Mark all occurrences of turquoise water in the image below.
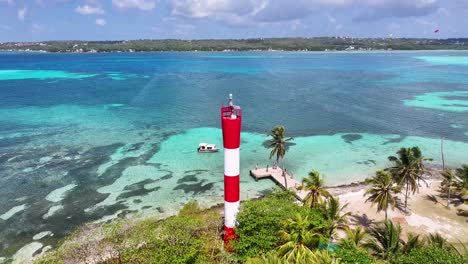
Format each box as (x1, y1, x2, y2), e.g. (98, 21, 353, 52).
(0, 51, 468, 260)
(404, 91, 468, 112)
(0, 69, 96, 80)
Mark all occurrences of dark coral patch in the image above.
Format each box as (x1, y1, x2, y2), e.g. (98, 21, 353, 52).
(357, 159, 377, 166)
(117, 186, 161, 200)
(184, 169, 209, 174)
(173, 181, 214, 195)
(341, 134, 362, 144)
(177, 175, 198, 184)
(123, 179, 157, 191)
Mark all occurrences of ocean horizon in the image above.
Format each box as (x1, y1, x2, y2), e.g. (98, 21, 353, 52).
(1, 51, 467, 260)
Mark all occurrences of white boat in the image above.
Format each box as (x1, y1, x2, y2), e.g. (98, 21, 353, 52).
(197, 143, 219, 153)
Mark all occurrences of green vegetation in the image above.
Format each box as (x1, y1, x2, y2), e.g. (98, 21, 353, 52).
(34, 140, 468, 263)
(35, 201, 231, 264)
(2, 37, 468, 52)
(398, 245, 463, 264)
(231, 188, 324, 260)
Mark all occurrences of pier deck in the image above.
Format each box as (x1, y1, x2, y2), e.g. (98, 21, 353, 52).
(250, 167, 308, 201)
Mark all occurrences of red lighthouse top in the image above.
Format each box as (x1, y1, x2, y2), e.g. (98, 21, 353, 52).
(221, 94, 242, 149)
(221, 94, 242, 119)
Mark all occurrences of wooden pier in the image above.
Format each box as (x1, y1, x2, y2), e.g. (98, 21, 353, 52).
(250, 167, 308, 201)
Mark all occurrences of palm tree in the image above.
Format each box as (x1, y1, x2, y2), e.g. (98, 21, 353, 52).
(455, 164, 468, 197)
(277, 214, 324, 263)
(441, 169, 456, 208)
(402, 233, 424, 254)
(339, 226, 367, 249)
(267, 126, 293, 188)
(387, 147, 432, 212)
(321, 196, 351, 240)
(364, 220, 403, 261)
(364, 170, 400, 221)
(298, 170, 331, 208)
(426, 233, 450, 249)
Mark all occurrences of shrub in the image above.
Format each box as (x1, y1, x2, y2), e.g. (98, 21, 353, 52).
(232, 189, 326, 260)
(333, 247, 374, 264)
(398, 245, 463, 264)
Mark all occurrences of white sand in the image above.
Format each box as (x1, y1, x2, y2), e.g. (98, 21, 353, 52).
(45, 184, 77, 202)
(338, 180, 468, 242)
(0, 204, 26, 221)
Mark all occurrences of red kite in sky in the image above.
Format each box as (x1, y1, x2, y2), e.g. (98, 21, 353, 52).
(434, 29, 439, 33)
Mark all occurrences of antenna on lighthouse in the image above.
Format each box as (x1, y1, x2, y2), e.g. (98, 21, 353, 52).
(228, 93, 234, 107)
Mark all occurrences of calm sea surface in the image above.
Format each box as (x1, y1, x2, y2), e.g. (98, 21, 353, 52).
(1, 51, 468, 260)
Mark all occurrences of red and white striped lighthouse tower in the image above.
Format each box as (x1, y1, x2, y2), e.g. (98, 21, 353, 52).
(221, 93, 242, 246)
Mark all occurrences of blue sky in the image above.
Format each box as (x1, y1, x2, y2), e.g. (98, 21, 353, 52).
(0, 0, 467, 42)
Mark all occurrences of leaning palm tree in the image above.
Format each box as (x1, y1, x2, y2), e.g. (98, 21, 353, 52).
(298, 170, 331, 208)
(267, 126, 294, 164)
(387, 147, 432, 212)
(267, 125, 293, 188)
(441, 169, 456, 208)
(454, 164, 468, 197)
(321, 196, 351, 240)
(277, 214, 324, 263)
(364, 170, 400, 221)
(364, 220, 403, 261)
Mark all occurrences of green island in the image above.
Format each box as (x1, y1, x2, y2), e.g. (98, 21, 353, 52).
(1, 37, 468, 53)
(34, 126, 468, 264)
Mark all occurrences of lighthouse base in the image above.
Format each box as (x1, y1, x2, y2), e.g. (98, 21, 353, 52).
(223, 226, 236, 249)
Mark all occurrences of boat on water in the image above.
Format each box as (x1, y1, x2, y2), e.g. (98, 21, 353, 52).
(197, 143, 219, 153)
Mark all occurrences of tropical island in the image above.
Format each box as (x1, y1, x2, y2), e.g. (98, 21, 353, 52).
(1, 37, 468, 53)
(32, 126, 468, 264)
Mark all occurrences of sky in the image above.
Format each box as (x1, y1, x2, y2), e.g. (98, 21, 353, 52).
(0, 0, 467, 42)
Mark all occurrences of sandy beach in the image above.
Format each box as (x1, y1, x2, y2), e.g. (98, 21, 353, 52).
(332, 178, 468, 244)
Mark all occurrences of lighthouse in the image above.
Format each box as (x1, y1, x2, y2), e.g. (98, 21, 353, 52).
(221, 94, 242, 246)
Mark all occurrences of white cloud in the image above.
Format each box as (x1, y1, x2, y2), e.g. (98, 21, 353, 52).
(96, 18, 106, 26)
(172, 0, 267, 18)
(170, 0, 441, 26)
(17, 7, 27, 21)
(112, 0, 157, 11)
(75, 5, 104, 15)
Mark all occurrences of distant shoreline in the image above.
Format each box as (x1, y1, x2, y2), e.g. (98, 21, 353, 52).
(2, 49, 468, 54)
(1, 37, 467, 53)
